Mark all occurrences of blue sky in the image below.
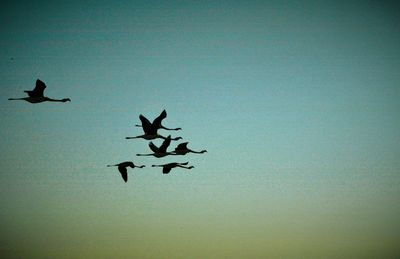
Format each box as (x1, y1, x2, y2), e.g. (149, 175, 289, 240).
(1, 1, 400, 258)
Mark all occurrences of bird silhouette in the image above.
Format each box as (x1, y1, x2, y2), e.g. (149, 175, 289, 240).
(151, 162, 194, 174)
(135, 110, 181, 131)
(107, 161, 145, 182)
(8, 79, 71, 103)
(126, 113, 182, 141)
(173, 142, 207, 155)
(136, 135, 175, 158)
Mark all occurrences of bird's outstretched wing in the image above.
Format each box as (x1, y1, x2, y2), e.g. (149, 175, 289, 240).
(159, 135, 171, 153)
(175, 142, 189, 151)
(119, 161, 133, 168)
(152, 110, 167, 127)
(148, 142, 159, 153)
(162, 166, 172, 174)
(33, 79, 46, 96)
(25, 79, 46, 97)
(139, 115, 152, 133)
(117, 165, 128, 182)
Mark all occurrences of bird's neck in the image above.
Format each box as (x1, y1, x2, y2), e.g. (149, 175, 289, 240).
(45, 97, 66, 102)
(191, 150, 207, 154)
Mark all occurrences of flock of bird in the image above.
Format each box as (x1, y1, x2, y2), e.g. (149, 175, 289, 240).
(114, 109, 206, 182)
(8, 79, 207, 183)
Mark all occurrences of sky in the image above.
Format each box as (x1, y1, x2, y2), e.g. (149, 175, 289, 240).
(0, 0, 400, 258)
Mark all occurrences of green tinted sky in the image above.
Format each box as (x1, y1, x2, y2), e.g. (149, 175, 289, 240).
(1, 1, 400, 258)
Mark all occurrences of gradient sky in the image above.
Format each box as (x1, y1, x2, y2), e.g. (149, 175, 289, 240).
(1, 1, 400, 258)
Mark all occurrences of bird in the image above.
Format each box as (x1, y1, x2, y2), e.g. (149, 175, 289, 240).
(107, 161, 145, 182)
(173, 142, 207, 155)
(151, 162, 194, 174)
(136, 135, 175, 158)
(135, 110, 181, 131)
(8, 79, 71, 103)
(126, 113, 182, 141)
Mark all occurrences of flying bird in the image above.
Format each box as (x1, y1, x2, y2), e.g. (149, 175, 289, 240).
(151, 162, 194, 174)
(8, 79, 71, 103)
(136, 135, 175, 158)
(126, 113, 182, 141)
(173, 142, 207, 155)
(107, 161, 145, 182)
(135, 110, 181, 131)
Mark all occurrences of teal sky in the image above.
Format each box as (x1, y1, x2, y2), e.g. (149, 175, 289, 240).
(1, 1, 400, 258)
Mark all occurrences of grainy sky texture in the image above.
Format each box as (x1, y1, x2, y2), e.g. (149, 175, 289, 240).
(1, 1, 400, 258)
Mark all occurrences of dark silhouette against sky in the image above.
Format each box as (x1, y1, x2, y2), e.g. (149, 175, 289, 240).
(126, 111, 182, 141)
(152, 162, 194, 174)
(173, 142, 207, 155)
(8, 79, 71, 103)
(1, 1, 400, 258)
(136, 135, 175, 158)
(107, 161, 145, 182)
(135, 109, 182, 131)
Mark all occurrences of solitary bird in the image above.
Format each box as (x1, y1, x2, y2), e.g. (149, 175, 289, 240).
(136, 135, 174, 158)
(8, 79, 71, 103)
(151, 162, 194, 174)
(126, 113, 182, 141)
(107, 161, 145, 182)
(135, 110, 181, 131)
(173, 142, 207, 155)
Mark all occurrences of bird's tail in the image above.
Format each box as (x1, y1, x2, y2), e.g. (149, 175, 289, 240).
(107, 164, 117, 167)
